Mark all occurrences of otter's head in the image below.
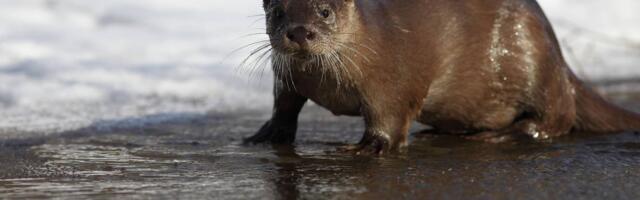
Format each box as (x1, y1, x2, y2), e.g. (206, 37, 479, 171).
(263, 0, 357, 59)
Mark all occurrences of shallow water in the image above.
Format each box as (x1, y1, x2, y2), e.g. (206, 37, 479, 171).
(1, 92, 640, 199)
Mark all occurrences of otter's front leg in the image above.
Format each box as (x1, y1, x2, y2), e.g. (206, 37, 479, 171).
(244, 83, 307, 144)
(341, 108, 413, 155)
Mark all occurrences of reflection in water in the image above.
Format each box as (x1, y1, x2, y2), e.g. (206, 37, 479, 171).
(271, 145, 302, 200)
(269, 144, 373, 200)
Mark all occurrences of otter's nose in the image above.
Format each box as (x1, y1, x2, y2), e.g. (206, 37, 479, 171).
(286, 26, 316, 46)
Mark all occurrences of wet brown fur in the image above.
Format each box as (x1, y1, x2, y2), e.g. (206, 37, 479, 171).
(245, 0, 640, 154)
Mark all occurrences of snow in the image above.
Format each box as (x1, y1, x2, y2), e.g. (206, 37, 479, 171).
(538, 0, 640, 80)
(0, 0, 638, 134)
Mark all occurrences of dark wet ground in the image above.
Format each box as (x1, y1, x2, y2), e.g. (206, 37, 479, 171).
(1, 87, 640, 199)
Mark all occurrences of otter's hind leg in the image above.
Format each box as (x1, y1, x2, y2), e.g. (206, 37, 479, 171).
(466, 110, 576, 143)
(466, 120, 539, 143)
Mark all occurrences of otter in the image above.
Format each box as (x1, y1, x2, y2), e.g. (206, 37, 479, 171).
(243, 0, 640, 154)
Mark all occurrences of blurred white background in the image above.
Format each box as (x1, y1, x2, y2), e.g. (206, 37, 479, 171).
(0, 0, 638, 134)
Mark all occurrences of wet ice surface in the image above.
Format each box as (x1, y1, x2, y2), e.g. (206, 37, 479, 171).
(0, 95, 639, 199)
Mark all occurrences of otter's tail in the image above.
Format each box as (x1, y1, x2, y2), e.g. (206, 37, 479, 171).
(570, 74, 640, 132)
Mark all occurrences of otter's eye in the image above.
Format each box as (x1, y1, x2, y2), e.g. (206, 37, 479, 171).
(320, 9, 331, 18)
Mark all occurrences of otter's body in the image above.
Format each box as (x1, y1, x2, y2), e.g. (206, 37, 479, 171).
(245, 0, 640, 154)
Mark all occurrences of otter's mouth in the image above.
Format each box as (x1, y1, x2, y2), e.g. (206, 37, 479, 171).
(270, 32, 327, 60)
(291, 51, 314, 60)
(274, 47, 318, 60)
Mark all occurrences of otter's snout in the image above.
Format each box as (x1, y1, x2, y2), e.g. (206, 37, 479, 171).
(285, 26, 317, 48)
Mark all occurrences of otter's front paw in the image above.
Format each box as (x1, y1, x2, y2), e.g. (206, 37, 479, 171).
(338, 133, 400, 156)
(244, 120, 296, 144)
